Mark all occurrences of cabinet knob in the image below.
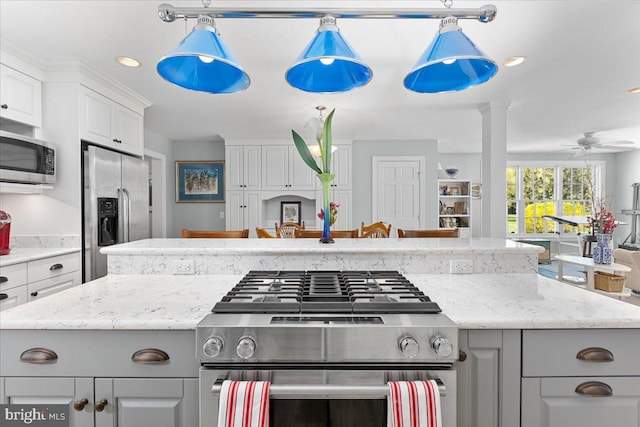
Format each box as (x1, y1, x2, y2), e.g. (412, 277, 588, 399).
(1, 104, 7, 109)
(458, 350, 467, 362)
(73, 398, 89, 411)
(94, 399, 108, 412)
(30, 291, 38, 297)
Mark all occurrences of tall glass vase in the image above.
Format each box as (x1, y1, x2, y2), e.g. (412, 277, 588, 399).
(593, 233, 613, 265)
(317, 173, 335, 244)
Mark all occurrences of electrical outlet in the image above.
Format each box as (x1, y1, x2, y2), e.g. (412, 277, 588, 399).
(172, 260, 195, 275)
(450, 259, 473, 274)
(220, 211, 225, 219)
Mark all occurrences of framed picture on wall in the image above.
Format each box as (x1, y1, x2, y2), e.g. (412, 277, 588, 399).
(175, 161, 225, 203)
(280, 201, 301, 225)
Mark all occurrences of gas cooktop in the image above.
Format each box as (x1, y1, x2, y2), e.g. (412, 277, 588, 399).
(211, 270, 441, 314)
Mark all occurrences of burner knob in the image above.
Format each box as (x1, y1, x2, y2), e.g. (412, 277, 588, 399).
(236, 337, 256, 359)
(203, 336, 224, 358)
(399, 336, 420, 359)
(431, 336, 454, 358)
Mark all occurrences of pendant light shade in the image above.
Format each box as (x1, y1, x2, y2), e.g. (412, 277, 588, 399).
(404, 17, 497, 93)
(286, 16, 372, 93)
(157, 15, 250, 94)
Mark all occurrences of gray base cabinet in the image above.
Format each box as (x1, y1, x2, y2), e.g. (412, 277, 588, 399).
(521, 329, 640, 427)
(0, 330, 198, 427)
(456, 329, 521, 427)
(522, 377, 640, 427)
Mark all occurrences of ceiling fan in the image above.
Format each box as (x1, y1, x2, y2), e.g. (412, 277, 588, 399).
(563, 132, 636, 155)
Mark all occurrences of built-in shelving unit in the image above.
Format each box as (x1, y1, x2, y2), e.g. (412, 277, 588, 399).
(438, 179, 471, 237)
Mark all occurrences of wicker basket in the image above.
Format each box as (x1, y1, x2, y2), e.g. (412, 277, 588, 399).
(589, 271, 626, 292)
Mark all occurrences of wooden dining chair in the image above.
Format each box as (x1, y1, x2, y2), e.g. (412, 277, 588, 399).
(397, 228, 459, 238)
(275, 221, 305, 238)
(181, 229, 249, 238)
(295, 229, 359, 238)
(255, 227, 275, 238)
(360, 222, 391, 238)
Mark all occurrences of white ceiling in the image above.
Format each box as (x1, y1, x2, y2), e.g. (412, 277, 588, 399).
(1, 0, 639, 153)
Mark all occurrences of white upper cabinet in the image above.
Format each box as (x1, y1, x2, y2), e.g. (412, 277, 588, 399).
(331, 144, 352, 189)
(262, 146, 315, 191)
(80, 87, 143, 156)
(226, 145, 261, 190)
(0, 63, 42, 128)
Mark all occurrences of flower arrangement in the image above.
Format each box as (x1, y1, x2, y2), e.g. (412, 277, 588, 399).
(317, 202, 339, 226)
(587, 199, 618, 235)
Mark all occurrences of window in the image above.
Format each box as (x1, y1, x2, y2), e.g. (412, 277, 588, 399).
(506, 161, 602, 236)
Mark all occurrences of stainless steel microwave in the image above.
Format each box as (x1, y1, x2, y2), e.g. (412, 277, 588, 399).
(0, 130, 56, 184)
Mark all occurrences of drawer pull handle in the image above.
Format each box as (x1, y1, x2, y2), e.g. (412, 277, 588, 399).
(94, 399, 108, 412)
(458, 350, 467, 362)
(49, 263, 64, 271)
(132, 348, 170, 364)
(1, 104, 7, 109)
(73, 398, 89, 411)
(575, 381, 613, 397)
(576, 347, 614, 362)
(30, 291, 38, 297)
(0, 293, 7, 300)
(20, 347, 58, 364)
(0, 276, 8, 283)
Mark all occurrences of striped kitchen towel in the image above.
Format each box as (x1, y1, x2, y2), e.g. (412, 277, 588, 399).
(387, 380, 442, 427)
(218, 380, 270, 427)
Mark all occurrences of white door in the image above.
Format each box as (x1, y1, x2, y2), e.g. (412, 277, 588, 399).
(372, 157, 425, 234)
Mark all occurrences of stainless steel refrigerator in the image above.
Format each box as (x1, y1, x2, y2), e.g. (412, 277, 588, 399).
(82, 144, 149, 282)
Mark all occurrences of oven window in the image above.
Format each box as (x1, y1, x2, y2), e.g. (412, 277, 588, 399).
(271, 400, 386, 427)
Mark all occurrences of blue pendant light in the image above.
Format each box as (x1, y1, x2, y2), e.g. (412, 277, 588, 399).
(404, 17, 497, 93)
(157, 15, 250, 94)
(286, 16, 372, 93)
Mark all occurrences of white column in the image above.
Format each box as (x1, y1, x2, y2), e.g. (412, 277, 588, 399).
(480, 103, 509, 238)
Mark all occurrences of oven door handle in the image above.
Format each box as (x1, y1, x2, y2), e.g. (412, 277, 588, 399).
(211, 376, 446, 398)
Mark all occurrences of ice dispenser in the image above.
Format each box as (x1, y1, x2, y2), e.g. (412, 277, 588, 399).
(97, 198, 118, 246)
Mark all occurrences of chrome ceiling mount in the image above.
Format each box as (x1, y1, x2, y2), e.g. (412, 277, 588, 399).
(157, 3, 497, 23)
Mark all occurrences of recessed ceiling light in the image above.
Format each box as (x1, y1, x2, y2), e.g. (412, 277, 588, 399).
(629, 86, 640, 94)
(116, 56, 141, 67)
(502, 56, 526, 67)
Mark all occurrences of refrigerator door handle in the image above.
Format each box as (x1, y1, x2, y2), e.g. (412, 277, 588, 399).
(122, 188, 132, 242)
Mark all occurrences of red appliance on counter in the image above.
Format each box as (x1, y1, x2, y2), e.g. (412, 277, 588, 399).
(0, 209, 11, 255)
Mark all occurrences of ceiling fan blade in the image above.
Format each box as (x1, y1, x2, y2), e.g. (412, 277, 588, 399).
(597, 140, 635, 146)
(594, 145, 637, 151)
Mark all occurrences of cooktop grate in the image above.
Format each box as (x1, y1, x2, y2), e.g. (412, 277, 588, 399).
(212, 270, 441, 314)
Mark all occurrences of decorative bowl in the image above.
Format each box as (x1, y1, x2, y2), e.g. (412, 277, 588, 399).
(445, 167, 459, 178)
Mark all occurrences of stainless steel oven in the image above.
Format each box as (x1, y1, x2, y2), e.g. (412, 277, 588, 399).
(196, 271, 458, 427)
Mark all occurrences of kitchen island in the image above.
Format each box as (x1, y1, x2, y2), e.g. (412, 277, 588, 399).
(3, 235, 640, 427)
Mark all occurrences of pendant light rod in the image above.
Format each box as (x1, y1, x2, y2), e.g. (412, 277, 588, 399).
(158, 4, 497, 23)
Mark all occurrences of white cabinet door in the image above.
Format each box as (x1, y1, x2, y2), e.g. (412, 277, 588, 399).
(0, 64, 42, 127)
(226, 146, 244, 190)
(113, 103, 144, 156)
(28, 271, 81, 302)
(243, 146, 261, 190)
(81, 88, 113, 147)
(332, 145, 352, 189)
(244, 191, 262, 237)
(332, 190, 352, 230)
(288, 146, 316, 190)
(262, 146, 289, 190)
(226, 190, 244, 230)
(80, 87, 143, 156)
(0, 285, 28, 311)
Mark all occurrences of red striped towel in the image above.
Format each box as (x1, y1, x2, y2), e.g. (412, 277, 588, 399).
(217, 380, 270, 427)
(388, 380, 442, 427)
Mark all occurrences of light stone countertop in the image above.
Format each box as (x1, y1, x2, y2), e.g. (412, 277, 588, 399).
(0, 247, 81, 267)
(101, 237, 543, 255)
(1, 273, 639, 330)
